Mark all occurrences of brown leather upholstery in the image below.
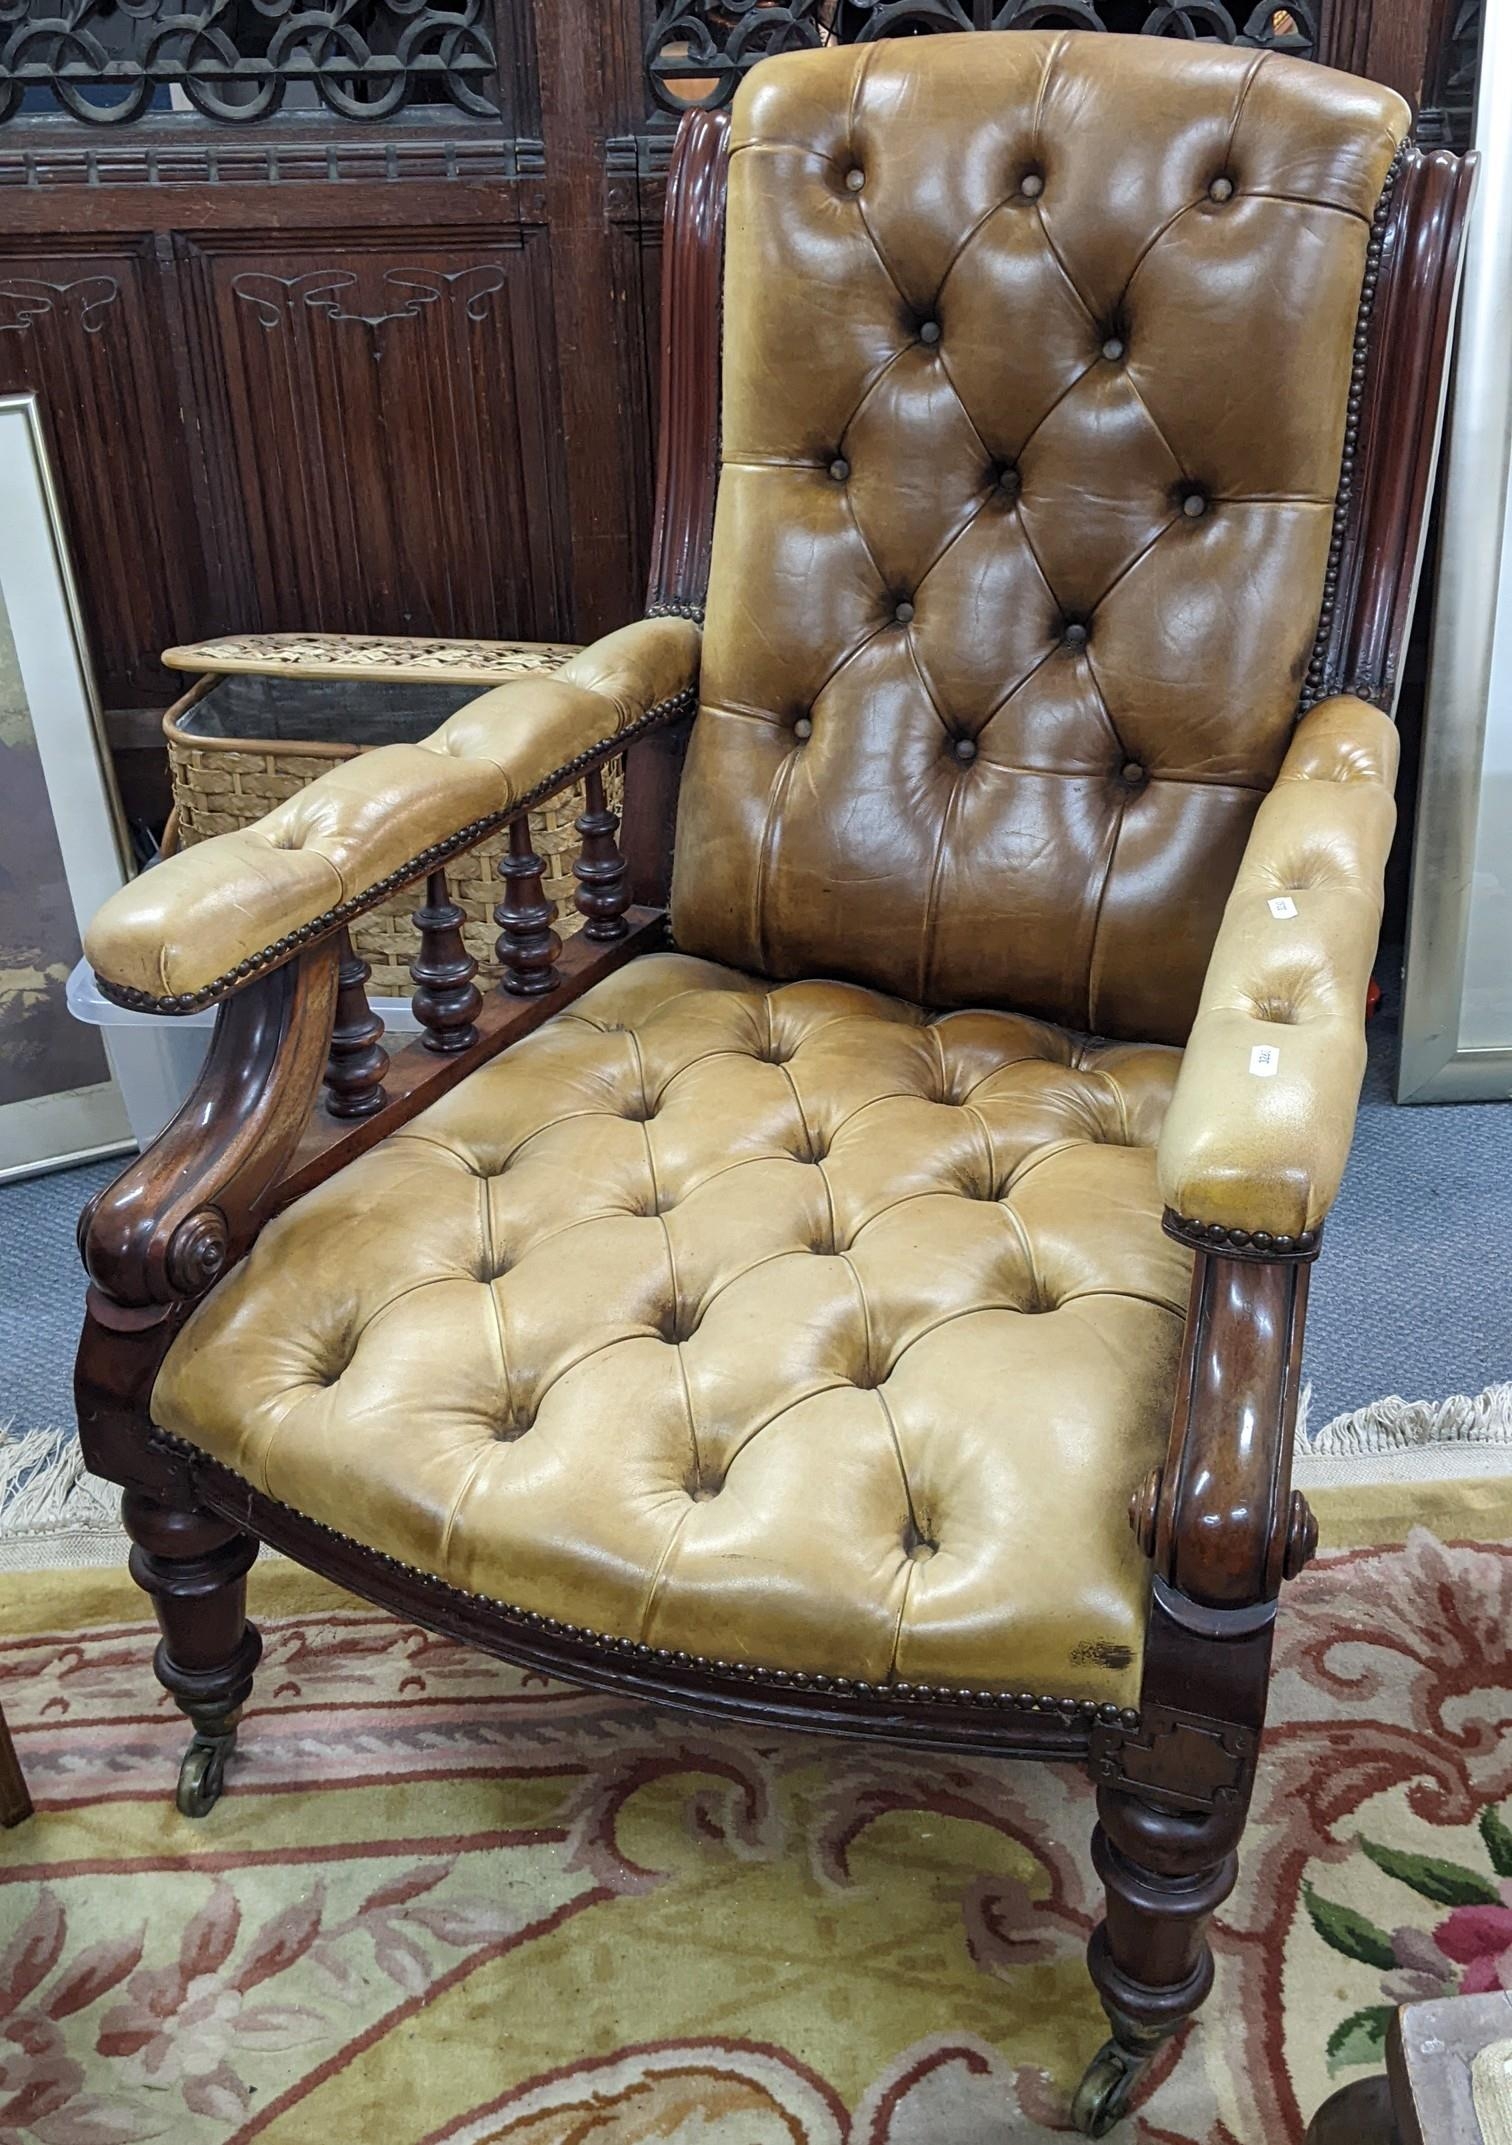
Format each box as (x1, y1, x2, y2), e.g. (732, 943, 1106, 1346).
(83, 617, 701, 1005)
(154, 953, 1190, 1705)
(670, 35, 1408, 1044)
(1158, 693, 1398, 1236)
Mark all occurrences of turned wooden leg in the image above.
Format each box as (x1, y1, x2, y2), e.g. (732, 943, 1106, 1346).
(0, 1703, 32, 1827)
(1073, 1785, 1245, 2136)
(123, 1491, 262, 1819)
(1305, 2076, 1401, 2145)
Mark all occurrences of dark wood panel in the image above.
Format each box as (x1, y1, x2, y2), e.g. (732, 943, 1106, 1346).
(0, 242, 205, 703)
(1323, 0, 1481, 129)
(181, 229, 571, 643)
(528, 0, 659, 635)
(0, 164, 546, 239)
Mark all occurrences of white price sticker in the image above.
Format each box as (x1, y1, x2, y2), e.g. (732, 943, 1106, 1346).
(1267, 896, 1298, 919)
(1249, 1044, 1281, 1078)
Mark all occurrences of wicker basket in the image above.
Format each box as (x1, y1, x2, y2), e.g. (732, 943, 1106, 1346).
(159, 632, 612, 997)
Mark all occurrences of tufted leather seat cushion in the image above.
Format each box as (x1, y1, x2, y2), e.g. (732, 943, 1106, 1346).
(671, 34, 1409, 1044)
(153, 953, 1191, 1707)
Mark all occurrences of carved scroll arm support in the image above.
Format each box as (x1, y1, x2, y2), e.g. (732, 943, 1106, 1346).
(1130, 1251, 1314, 1617)
(1093, 1249, 1310, 1823)
(80, 944, 340, 1313)
(75, 941, 341, 1499)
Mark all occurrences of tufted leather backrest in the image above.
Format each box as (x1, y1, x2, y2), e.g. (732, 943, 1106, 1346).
(670, 34, 1409, 1044)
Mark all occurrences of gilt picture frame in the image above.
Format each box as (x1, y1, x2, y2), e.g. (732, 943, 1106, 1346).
(0, 392, 134, 1181)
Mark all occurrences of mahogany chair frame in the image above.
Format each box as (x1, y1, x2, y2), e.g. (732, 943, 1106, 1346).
(74, 109, 1474, 2136)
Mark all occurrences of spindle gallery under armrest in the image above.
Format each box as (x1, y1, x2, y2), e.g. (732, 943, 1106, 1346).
(85, 617, 701, 1013)
(289, 905, 668, 1211)
(286, 770, 661, 1203)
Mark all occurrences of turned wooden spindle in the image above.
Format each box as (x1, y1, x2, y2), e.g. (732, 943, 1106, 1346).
(323, 928, 388, 1117)
(495, 814, 562, 997)
(410, 868, 482, 1053)
(572, 767, 631, 942)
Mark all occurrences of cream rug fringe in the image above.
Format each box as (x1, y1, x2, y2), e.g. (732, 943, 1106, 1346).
(1294, 1381, 1512, 1489)
(0, 1423, 126, 1572)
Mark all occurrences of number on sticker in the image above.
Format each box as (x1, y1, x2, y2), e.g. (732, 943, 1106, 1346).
(1268, 896, 1298, 919)
(1249, 1044, 1280, 1077)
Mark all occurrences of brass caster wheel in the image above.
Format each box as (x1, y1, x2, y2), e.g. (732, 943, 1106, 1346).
(175, 1728, 235, 1819)
(1071, 2039, 1150, 2138)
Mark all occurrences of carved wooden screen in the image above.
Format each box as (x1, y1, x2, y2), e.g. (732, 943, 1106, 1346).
(0, 4, 506, 124)
(643, 1, 1318, 116)
(0, 0, 1477, 834)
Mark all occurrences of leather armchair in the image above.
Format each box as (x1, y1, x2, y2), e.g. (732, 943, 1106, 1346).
(75, 35, 1473, 2137)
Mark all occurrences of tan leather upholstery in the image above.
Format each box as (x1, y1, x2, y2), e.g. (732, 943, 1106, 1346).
(1158, 694, 1398, 1238)
(670, 35, 1408, 1044)
(154, 953, 1190, 1705)
(84, 617, 700, 1004)
(127, 43, 1413, 1718)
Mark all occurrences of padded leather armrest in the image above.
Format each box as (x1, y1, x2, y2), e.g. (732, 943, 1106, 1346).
(1156, 695, 1399, 1243)
(85, 616, 701, 1010)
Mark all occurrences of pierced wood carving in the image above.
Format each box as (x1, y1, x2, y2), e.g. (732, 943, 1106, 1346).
(643, 1, 1317, 113)
(0, 2, 502, 127)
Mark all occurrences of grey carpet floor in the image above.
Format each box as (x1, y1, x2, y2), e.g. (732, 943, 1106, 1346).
(3, 969, 1508, 1470)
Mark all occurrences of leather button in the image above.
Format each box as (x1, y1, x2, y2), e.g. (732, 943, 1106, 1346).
(1019, 172, 1044, 199)
(793, 716, 812, 741)
(1121, 760, 1146, 786)
(1101, 336, 1125, 362)
(918, 319, 941, 345)
(953, 737, 977, 764)
(1182, 489, 1206, 518)
(1209, 175, 1234, 202)
(995, 462, 1020, 496)
(828, 456, 849, 481)
(1063, 621, 1089, 647)
(844, 167, 865, 192)
(893, 600, 915, 625)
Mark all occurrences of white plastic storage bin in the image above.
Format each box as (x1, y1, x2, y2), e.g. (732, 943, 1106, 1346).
(67, 960, 421, 1151)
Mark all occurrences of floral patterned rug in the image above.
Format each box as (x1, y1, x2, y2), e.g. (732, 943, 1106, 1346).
(1, 1472, 1509, 2145)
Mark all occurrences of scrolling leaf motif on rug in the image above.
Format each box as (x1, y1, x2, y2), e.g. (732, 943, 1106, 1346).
(1, 1526, 1510, 2144)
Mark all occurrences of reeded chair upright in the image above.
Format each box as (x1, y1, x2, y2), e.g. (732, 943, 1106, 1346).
(76, 35, 1473, 2134)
